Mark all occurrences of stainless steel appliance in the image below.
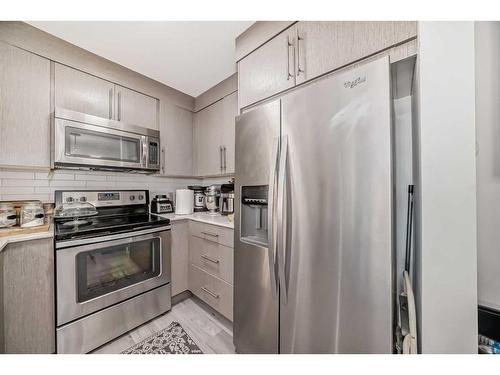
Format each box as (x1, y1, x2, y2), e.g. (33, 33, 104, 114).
(151, 194, 174, 214)
(219, 184, 234, 215)
(205, 185, 220, 214)
(188, 186, 207, 212)
(54, 190, 171, 354)
(234, 57, 393, 354)
(53, 108, 160, 172)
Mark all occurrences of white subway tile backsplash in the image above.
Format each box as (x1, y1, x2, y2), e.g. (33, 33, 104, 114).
(1, 186, 35, 195)
(0, 171, 35, 179)
(48, 180, 86, 187)
(75, 174, 107, 181)
(0, 168, 201, 203)
(2, 179, 49, 187)
(86, 181, 116, 187)
(37, 171, 76, 181)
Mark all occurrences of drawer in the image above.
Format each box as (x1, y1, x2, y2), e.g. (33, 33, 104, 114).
(189, 221, 234, 248)
(189, 236, 233, 285)
(189, 264, 233, 321)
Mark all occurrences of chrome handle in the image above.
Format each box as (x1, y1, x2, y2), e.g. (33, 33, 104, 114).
(117, 92, 121, 121)
(141, 137, 148, 167)
(223, 146, 227, 171)
(201, 286, 219, 299)
(277, 135, 288, 304)
(201, 254, 220, 264)
(201, 231, 219, 238)
(161, 146, 165, 174)
(297, 33, 304, 76)
(286, 36, 293, 80)
(219, 146, 223, 172)
(267, 136, 280, 299)
(108, 89, 113, 119)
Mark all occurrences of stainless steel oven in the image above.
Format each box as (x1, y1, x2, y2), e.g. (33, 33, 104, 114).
(56, 227, 170, 326)
(53, 108, 160, 172)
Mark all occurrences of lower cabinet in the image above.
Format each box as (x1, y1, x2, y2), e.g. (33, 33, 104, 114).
(187, 221, 234, 321)
(171, 220, 190, 296)
(0, 238, 55, 354)
(189, 264, 233, 321)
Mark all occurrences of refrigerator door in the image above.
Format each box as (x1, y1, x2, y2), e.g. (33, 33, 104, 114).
(234, 100, 281, 353)
(279, 56, 393, 353)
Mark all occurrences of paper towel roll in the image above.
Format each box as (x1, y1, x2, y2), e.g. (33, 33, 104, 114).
(175, 189, 194, 215)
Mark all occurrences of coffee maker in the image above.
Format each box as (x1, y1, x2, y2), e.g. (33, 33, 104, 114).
(219, 183, 234, 215)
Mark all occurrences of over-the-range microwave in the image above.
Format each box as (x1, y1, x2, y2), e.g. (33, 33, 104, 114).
(53, 108, 160, 173)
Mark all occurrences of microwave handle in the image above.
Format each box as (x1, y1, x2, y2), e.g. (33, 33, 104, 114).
(142, 137, 148, 168)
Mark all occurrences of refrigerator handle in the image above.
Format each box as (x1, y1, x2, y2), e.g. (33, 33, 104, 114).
(277, 135, 289, 304)
(267, 136, 280, 299)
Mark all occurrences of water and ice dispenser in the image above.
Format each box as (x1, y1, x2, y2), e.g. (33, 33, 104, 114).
(240, 185, 269, 247)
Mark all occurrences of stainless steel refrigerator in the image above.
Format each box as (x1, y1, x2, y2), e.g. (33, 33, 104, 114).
(234, 56, 393, 354)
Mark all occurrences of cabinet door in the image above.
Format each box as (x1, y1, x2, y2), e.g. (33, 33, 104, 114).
(0, 42, 51, 168)
(295, 21, 417, 84)
(55, 63, 114, 119)
(221, 92, 238, 174)
(116, 85, 159, 129)
(171, 221, 189, 296)
(194, 100, 224, 176)
(238, 27, 296, 109)
(1, 238, 55, 353)
(160, 102, 193, 176)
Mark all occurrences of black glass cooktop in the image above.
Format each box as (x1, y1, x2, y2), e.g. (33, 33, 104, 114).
(55, 214, 170, 242)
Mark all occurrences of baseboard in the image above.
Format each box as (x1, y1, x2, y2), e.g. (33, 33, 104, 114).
(172, 290, 193, 306)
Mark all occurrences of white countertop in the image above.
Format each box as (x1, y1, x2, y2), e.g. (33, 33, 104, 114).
(156, 212, 234, 229)
(0, 224, 54, 253)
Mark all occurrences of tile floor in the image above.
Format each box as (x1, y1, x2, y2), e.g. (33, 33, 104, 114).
(92, 297, 235, 354)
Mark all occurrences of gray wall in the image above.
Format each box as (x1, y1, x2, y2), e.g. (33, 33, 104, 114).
(476, 21, 500, 311)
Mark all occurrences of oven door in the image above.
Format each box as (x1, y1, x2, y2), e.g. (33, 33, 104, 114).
(54, 117, 146, 170)
(56, 228, 171, 326)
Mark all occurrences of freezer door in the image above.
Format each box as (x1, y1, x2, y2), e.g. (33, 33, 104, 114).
(279, 57, 393, 353)
(234, 100, 281, 353)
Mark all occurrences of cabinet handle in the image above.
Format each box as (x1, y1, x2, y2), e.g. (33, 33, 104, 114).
(223, 146, 227, 172)
(219, 146, 223, 172)
(201, 231, 219, 238)
(108, 89, 113, 119)
(161, 146, 165, 174)
(117, 92, 121, 121)
(201, 286, 220, 299)
(286, 35, 293, 81)
(201, 254, 220, 264)
(297, 33, 305, 77)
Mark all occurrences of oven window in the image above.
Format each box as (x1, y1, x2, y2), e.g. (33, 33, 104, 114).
(76, 238, 161, 302)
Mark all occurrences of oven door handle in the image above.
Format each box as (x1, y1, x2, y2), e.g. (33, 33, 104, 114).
(55, 226, 171, 249)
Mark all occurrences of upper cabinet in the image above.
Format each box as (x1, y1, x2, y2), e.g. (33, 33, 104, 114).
(55, 63, 159, 130)
(193, 91, 238, 177)
(160, 102, 193, 176)
(0, 42, 51, 168)
(194, 100, 224, 176)
(115, 85, 159, 130)
(238, 28, 296, 109)
(221, 92, 238, 174)
(294, 21, 417, 85)
(55, 63, 114, 119)
(238, 21, 417, 108)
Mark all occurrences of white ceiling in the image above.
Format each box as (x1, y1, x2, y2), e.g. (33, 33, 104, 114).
(28, 21, 253, 97)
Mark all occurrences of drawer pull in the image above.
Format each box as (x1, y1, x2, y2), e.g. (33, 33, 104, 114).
(201, 286, 219, 299)
(201, 254, 220, 264)
(201, 231, 219, 238)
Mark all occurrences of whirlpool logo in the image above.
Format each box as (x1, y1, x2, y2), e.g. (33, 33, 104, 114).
(344, 76, 366, 89)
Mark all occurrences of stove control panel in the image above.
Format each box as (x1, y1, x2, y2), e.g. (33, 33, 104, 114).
(57, 190, 148, 207)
